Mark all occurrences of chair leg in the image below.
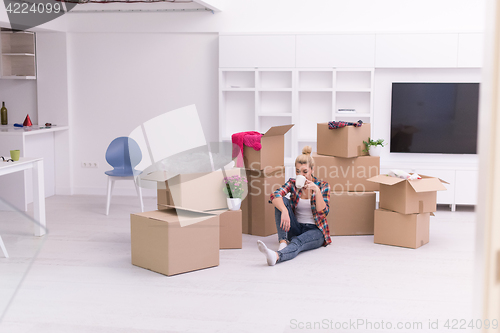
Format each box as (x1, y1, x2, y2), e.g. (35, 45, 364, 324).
(134, 176, 144, 212)
(0, 235, 9, 258)
(106, 176, 115, 215)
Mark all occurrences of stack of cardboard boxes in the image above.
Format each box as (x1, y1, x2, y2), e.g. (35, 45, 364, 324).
(368, 174, 447, 249)
(314, 122, 380, 236)
(130, 167, 244, 276)
(241, 125, 294, 237)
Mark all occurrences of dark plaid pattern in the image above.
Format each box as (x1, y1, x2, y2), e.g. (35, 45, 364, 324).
(269, 176, 331, 246)
(328, 120, 363, 129)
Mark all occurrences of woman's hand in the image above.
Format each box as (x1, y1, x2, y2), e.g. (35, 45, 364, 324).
(303, 179, 320, 193)
(280, 210, 291, 232)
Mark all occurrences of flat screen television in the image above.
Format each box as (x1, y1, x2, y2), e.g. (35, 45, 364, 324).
(390, 82, 479, 154)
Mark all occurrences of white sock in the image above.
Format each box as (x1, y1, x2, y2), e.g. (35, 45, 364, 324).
(257, 240, 277, 266)
(278, 241, 288, 251)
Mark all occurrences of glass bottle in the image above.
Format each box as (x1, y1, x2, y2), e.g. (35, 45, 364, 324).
(0, 102, 7, 125)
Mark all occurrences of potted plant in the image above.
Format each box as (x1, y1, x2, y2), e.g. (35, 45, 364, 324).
(223, 175, 247, 211)
(363, 138, 386, 157)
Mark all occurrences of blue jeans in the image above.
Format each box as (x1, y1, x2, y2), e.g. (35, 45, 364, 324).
(275, 197, 325, 263)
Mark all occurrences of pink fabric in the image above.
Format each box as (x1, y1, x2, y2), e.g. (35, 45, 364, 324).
(232, 131, 263, 167)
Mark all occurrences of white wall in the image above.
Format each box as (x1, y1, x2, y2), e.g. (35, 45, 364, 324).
(0, 80, 37, 125)
(64, 0, 486, 34)
(373, 68, 481, 166)
(67, 32, 218, 195)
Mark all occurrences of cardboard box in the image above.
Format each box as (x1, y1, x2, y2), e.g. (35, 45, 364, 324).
(245, 166, 286, 236)
(329, 192, 376, 236)
(211, 209, 243, 249)
(145, 168, 244, 212)
(243, 125, 294, 170)
(241, 195, 250, 234)
(374, 209, 431, 249)
(313, 153, 380, 192)
(131, 208, 219, 276)
(317, 122, 371, 158)
(368, 174, 447, 214)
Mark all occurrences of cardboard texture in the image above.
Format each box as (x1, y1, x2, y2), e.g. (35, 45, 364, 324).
(368, 174, 447, 214)
(212, 209, 243, 249)
(317, 123, 371, 158)
(329, 192, 376, 236)
(374, 209, 430, 249)
(243, 125, 294, 170)
(241, 195, 250, 234)
(130, 208, 220, 276)
(146, 168, 243, 212)
(245, 166, 286, 236)
(313, 153, 380, 192)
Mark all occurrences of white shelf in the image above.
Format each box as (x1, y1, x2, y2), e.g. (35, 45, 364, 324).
(0, 75, 36, 80)
(336, 88, 371, 92)
(298, 136, 316, 142)
(257, 113, 293, 117)
(220, 66, 374, 161)
(258, 88, 293, 92)
(298, 88, 333, 92)
(334, 113, 371, 117)
(0, 30, 36, 78)
(222, 88, 255, 92)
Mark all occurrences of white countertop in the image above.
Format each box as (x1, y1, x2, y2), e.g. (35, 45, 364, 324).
(0, 125, 69, 136)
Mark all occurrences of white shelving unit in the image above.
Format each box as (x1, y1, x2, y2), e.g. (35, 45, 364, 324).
(220, 67, 374, 170)
(0, 30, 36, 79)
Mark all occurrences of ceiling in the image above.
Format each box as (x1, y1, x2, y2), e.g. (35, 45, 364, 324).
(64, 0, 221, 13)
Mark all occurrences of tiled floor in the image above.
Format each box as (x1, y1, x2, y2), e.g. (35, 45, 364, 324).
(0, 196, 477, 333)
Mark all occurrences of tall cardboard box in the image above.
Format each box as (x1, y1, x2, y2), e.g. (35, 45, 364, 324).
(243, 125, 294, 170)
(144, 168, 244, 212)
(211, 209, 243, 249)
(313, 153, 380, 192)
(368, 174, 447, 214)
(131, 208, 219, 276)
(329, 192, 376, 236)
(245, 166, 286, 236)
(374, 209, 431, 249)
(317, 123, 370, 158)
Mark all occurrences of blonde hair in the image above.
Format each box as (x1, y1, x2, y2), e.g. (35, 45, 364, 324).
(295, 146, 314, 169)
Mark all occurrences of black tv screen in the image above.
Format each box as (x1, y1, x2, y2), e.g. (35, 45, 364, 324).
(390, 83, 479, 154)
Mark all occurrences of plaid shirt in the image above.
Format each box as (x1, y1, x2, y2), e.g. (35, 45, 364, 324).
(269, 176, 331, 246)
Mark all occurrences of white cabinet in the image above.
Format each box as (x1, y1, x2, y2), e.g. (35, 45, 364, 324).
(455, 170, 478, 205)
(458, 33, 483, 68)
(220, 67, 374, 165)
(219, 35, 296, 68)
(296, 34, 376, 68)
(0, 30, 36, 79)
(375, 34, 459, 68)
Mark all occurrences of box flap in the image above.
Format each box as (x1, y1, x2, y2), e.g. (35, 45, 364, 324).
(408, 176, 448, 192)
(367, 174, 406, 186)
(141, 170, 171, 182)
(262, 124, 294, 137)
(157, 204, 219, 215)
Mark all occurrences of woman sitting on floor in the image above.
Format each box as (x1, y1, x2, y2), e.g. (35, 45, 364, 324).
(257, 146, 331, 266)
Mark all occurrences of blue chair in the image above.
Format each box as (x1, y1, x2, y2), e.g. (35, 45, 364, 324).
(105, 137, 144, 215)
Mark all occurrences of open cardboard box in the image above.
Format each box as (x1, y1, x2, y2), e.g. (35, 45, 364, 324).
(313, 153, 380, 192)
(244, 166, 285, 236)
(243, 124, 294, 170)
(317, 123, 371, 158)
(144, 168, 244, 212)
(329, 192, 376, 236)
(374, 209, 433, 249)
(368, 174, 448, 214)
(131, 207, 219, 276)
